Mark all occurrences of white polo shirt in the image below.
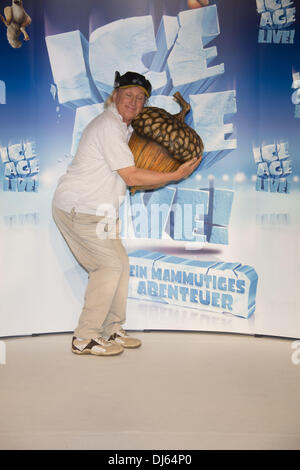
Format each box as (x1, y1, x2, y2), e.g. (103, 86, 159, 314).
(52, 103, 134, 216)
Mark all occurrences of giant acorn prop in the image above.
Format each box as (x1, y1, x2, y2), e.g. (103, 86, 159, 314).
(128, 91, 204, 194)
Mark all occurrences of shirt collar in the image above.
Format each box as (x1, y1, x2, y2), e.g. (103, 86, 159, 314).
(108, 102, 133, 133)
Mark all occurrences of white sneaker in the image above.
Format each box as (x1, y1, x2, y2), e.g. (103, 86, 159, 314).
(72, 336, 124, 356)
(109, 329, 142, 349)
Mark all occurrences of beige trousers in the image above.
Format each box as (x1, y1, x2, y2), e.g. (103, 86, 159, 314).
(52, 205, 129, 340)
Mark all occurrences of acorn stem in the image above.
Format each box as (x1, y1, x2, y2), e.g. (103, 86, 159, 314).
(173, 92, 191, 122)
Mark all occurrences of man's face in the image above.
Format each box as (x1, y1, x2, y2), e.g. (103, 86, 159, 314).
(112, 87, 146, 125)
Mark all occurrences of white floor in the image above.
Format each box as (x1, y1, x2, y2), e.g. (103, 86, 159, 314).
(0, 331, 299, 450)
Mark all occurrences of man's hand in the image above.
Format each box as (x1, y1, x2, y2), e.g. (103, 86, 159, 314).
(173, 157, 202, 181)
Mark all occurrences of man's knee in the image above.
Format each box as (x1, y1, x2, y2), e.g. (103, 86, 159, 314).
(93, 255, 128, 273)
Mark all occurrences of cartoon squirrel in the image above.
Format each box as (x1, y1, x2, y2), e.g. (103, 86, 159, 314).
(0, 0, 31, 48)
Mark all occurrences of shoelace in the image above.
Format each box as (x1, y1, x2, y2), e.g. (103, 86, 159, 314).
(96, 337, 113, 346)
(109, 330, 126, 341)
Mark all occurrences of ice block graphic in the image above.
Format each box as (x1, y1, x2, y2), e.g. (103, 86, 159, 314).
(46, 30, 100, 109)
(188, 90, 237, 169)
(4, 143, 24, 162)
(1, 141, 39, 193)
(0, 80, 5, 104)
(150, 16, 179, 72)
(253, 142, 289, 164)
(253, 142, 292, 193)
(148, 95, 181, 114)
(167, 6, 224, 96)
(190, 90, 237, 150)
(89, 16, 167, 98)
(121, 185, 233, 245)
(23, 141, 37, 160)
(292, 71, 300, 117)
(168, 187, 209, 242)
(129, 186, 177, 239)
(256, 0, 296, 29)
(128, 250, 258, 318)
(168, 186, 234, 244)
(292, 71, 300, 90)
(205, 187, 234, 244)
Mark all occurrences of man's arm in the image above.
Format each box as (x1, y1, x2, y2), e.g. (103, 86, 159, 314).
(118, 157, 201, 187)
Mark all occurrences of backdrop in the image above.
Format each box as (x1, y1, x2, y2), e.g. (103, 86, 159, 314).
(0, 0, 299, 338)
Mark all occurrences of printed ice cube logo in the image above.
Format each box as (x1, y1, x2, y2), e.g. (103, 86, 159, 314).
(253, 142, 292, 193)
(0, 141, 39, 192)
(257, 0, 296, 44)
(128, 250, 258, 318)
(291, 71, 300, 118)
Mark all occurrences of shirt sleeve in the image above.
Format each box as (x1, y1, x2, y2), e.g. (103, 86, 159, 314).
(98, 111, 135, 172)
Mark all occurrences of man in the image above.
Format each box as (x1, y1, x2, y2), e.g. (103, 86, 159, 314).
(52, 71, 200, 356)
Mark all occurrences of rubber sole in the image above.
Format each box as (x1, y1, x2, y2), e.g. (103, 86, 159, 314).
(71, 347, 124, 356)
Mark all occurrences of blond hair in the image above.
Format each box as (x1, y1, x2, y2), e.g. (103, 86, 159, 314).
(104, 94, 114, 109)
